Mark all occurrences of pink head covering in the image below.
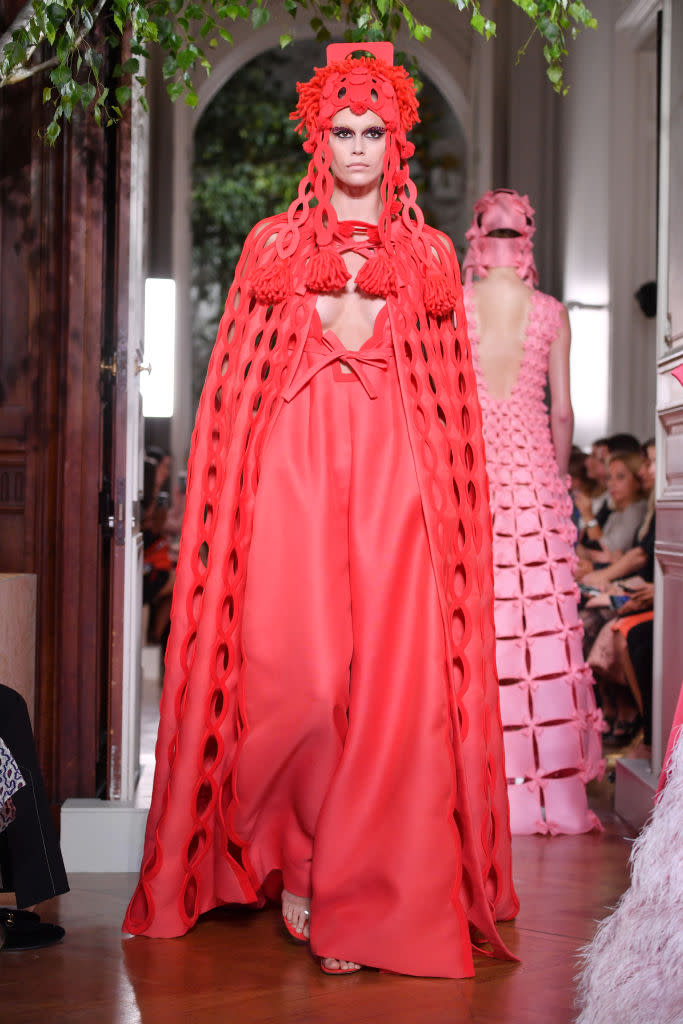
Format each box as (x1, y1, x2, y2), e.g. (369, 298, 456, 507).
(462, 188, 538, 286)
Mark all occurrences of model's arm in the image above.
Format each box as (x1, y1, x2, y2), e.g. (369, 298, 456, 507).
(548, 305, 574, 477)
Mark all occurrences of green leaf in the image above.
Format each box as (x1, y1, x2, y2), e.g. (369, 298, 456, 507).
(115, 84, 132, 104)
(46, 120, 61, 145)
(251, 6, 269, 27)
(80, 81, 96, 108)
(279, 32, 293, 47)
(121, 57, 140, 74)
(43, 86, 53, 103)
(176, 48, 196, 71)
(167, 79, 185, 101)
(163, 55, 178, 78)
(50, 63, 72, 86)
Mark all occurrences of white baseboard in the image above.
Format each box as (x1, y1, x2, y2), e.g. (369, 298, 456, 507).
(60, 799, 148, 873)
(614, 758, 657, 832)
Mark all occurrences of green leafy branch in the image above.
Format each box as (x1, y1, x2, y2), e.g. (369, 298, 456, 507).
(511, 0, 597, 93)
(0, 0, 596, 143)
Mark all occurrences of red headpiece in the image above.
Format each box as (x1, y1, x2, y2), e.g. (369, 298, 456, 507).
(462, 188, 538, 286)
(250, 44, 457, 316)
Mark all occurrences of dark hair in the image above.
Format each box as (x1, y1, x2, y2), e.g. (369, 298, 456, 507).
(606, 433, 642, 455)
(634, 280, 656, 319)
(146, 445, 169, 464)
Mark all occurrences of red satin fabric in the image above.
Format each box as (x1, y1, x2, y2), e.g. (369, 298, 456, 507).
(233, 309, 476, 974)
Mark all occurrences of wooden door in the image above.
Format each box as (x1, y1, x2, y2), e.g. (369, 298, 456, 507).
(652, 0, 683, 771)
(104, 88, 147, 802)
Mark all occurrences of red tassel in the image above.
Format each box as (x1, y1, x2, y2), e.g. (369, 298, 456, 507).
(305, 249, 350, 293)
(250, 260, 292, 303)
(355, 252, 398, 298)
(423, 271, 458, 318)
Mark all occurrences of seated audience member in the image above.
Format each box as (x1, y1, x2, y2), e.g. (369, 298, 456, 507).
(578, 439, 655, 660)
(577, 433, 642, 545)
(588, 582, 653, 746)
(576, 450, 647, 571)
(581, 436, 610, 520)
(569, 446, 596, 537)
(142, 452, 176, 652)
(0, 686, 68, 950)
(581, 438, 656, 591)
(623, 617, 654, 759)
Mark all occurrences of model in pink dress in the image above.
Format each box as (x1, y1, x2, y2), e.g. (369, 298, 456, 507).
(463, 189, 604, 835)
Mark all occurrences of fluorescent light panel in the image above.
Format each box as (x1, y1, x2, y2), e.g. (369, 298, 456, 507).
(141, 278, 176, 418)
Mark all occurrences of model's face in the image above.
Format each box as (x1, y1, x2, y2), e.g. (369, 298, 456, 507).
(328, 108, 387, 190)
(639, 444, 656, 492)
(607, 459, 640, 508)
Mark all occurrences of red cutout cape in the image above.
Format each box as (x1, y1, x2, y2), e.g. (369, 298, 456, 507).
(124, 214, 519, 977)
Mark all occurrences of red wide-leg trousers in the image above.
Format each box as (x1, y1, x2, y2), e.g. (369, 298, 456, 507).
(233, 320, 474, 976)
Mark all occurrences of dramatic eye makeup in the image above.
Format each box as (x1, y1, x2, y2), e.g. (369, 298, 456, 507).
(330, 125, 386, 139)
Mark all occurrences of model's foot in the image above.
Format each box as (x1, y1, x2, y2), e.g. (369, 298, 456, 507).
(281, 889, 310, 941)
(320, 957, 361, 974)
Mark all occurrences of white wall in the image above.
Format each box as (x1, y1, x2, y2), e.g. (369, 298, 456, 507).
(559, 0, 658, 448)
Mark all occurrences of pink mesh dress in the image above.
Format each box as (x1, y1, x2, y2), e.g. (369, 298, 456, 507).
(463, 190, 604, 836)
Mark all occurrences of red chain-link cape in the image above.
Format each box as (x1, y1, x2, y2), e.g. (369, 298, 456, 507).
(124, 213, 519, 974)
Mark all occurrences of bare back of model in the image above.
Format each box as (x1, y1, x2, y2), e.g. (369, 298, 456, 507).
(469, 266, 532, 401)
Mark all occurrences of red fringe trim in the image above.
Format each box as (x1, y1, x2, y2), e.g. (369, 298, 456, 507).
(305, 249, 350, 293)
(250, 260, 293, 304)
(355, 252, 398, 298)
(423, 271, 458, 318)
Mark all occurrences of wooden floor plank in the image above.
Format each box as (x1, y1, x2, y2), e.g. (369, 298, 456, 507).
(2, 796, 636, 1024)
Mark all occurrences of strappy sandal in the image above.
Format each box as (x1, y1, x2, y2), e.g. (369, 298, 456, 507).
(281, 891, 310, 944)
(282, 912, 309, 945)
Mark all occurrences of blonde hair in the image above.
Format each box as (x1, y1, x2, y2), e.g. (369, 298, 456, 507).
(608, 450, 645, 500)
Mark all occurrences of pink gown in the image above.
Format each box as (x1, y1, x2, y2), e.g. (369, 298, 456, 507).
(465, 286, 604, 834)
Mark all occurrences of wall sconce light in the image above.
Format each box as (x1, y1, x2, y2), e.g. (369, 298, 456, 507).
(141, 278, 176, 418)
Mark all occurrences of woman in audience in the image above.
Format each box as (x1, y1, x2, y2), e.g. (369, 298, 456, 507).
(0, 686, 68, 950)
(576, 450, 648, 572)
(581, 438, 656, 742)
(588, 582, 653, 745)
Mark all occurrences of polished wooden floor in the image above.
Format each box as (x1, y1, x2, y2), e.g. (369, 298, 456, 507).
(2, 781, 635, 1024)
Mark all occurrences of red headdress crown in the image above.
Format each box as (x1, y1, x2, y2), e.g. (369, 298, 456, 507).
(250, 43, 457, 316)
(462, 188, 538, 286)
(291, 42, 419, 146)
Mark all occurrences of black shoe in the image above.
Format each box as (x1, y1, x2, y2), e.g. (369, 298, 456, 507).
(0, 907, 40, 924)
(0, 910, 65, 951)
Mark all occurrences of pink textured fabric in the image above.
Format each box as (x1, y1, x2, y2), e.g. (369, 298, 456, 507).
(465, 286, 605, 835)
(462, 189, 538, 287)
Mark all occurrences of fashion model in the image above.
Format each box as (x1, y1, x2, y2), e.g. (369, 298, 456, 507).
(463, 189, 604, 835)
(125, 45, 518, 977)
